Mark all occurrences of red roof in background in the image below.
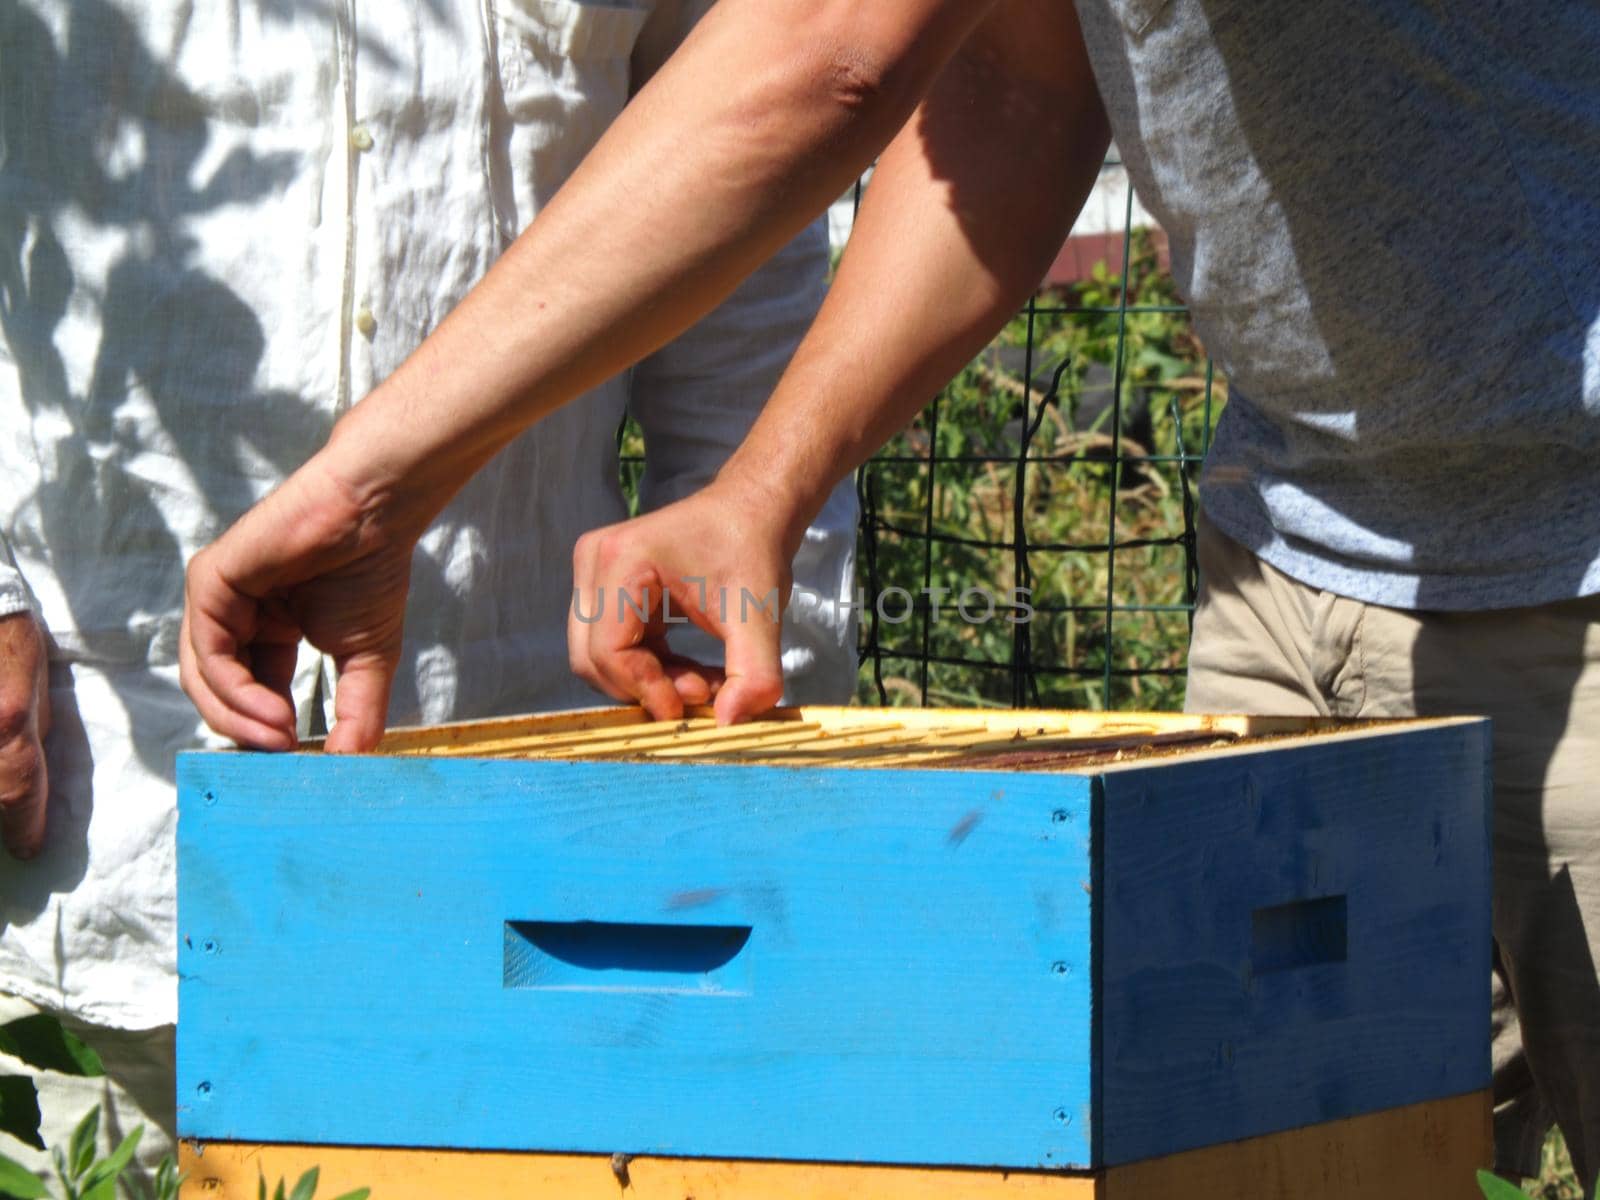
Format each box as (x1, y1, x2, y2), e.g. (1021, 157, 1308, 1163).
(1045, 228, 1170, 287)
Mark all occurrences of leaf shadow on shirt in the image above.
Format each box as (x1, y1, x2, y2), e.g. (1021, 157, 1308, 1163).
(256, 0, 456, 47)
(0, 0, 331, 912)
(1091, 0, 1600, 1179)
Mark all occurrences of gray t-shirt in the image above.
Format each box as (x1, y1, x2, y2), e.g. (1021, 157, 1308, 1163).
(1075, 0, 1600, 610)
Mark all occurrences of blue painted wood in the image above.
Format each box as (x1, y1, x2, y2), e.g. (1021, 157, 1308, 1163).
(178, 719, 1491, 1169)
(177, 755, 1096, 1168)
(1096, 721, 1493, 1165)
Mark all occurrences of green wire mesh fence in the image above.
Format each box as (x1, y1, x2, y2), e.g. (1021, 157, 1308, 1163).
(622, 156, 1225, 712)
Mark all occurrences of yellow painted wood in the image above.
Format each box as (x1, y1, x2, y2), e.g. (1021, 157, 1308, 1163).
(1101, 1088, 1490, 1199)
(179, 1091, 1488, 1200)
(178, 1142, 1100, 1198)
(368, 704, 1429, 754)
(371, 704, 651, 753)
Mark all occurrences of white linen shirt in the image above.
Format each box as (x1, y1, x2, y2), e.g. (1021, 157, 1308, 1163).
(0, 0, 856, 1029)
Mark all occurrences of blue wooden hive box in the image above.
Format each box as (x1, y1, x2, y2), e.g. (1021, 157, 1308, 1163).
(176, 705, 1491, 1174)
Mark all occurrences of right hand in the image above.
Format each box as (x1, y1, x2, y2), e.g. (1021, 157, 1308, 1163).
(180, 453, 424, 753)
(0, 611, 52, 859)
(569, 476, 798, 724)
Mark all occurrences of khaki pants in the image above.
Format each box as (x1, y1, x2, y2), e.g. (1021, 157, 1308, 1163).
(0, 995, 174, 1188)
(1186, 514, 1600, 1191)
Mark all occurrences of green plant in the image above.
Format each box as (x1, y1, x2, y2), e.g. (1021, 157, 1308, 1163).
(0, 1015, 104, 1152)
(0, 1013, 177, 1200)
(850, 228, 1224, 711)
(0, 1011, 371, 1200)
(0, 1011, 186, 1200)
(256, 1166, 369, 1200)
(0, 1104, 174, 1200)
(1528, 1126, 1588, 1200)
(1476, 1125, 1592, 1200)
(1480, 1169, 1536, 1199)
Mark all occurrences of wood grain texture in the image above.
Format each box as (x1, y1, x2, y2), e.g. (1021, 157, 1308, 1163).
(1101, 1088, 1490, 1199)
(177, 755, 1097, 1167)
(360, 705, 1402, 766)
(177, 1091, 1488, 1199)
(1097, 721, 1493, 1164)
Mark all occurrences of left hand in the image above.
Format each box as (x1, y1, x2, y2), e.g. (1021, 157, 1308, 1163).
(0, 610, 52, 859)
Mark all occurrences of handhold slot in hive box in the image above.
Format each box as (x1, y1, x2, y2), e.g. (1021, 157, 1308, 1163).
(503, 920, 753, 994)
(1250, 895, 1347, 974)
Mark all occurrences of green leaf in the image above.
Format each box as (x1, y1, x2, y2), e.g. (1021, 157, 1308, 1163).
(1475, 1169, 1534, 1200)
(153, 1156, 185, 1200)
(0, 1150, 45, 1200)
(0, 1017, 104, 1079)
(258, 1169, 268, 1200)
(329, 1190, 371, 1200)
(0, 1078, 42, 1151)
(273, 1176, 287, 1200)
(79, 1124, 141, 1191)
(67, 1106, 98, 1180)
(287, 1167, 319, 1200)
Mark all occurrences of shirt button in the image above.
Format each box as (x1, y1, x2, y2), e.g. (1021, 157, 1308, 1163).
(355, 305, 377, 339)
(350, 123, 374, 152)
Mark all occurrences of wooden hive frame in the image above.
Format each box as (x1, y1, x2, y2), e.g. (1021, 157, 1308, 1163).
(365, 703, 1386, 768)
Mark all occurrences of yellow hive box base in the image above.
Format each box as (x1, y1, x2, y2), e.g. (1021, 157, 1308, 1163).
(180, 1091, 1489, 1199)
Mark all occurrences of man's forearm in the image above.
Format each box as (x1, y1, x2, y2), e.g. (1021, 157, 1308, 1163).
(714, 0, 1112, 553)
(186, 0, 1102, 743)
(324, 0, 996, 525)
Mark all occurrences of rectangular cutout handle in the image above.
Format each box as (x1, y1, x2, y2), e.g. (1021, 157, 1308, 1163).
(1251, 895, 1347, 974)
(504, 920, 752, 995)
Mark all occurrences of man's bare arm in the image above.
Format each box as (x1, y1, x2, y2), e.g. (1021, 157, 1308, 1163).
(180, 0, 995, 751)
(728, 0, 1110, 544)
(569, 0, 1111, 721)
(323, 0, 997, 507)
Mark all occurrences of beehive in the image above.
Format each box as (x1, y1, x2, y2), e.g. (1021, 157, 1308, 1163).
(176, 706, 1492, 1197)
